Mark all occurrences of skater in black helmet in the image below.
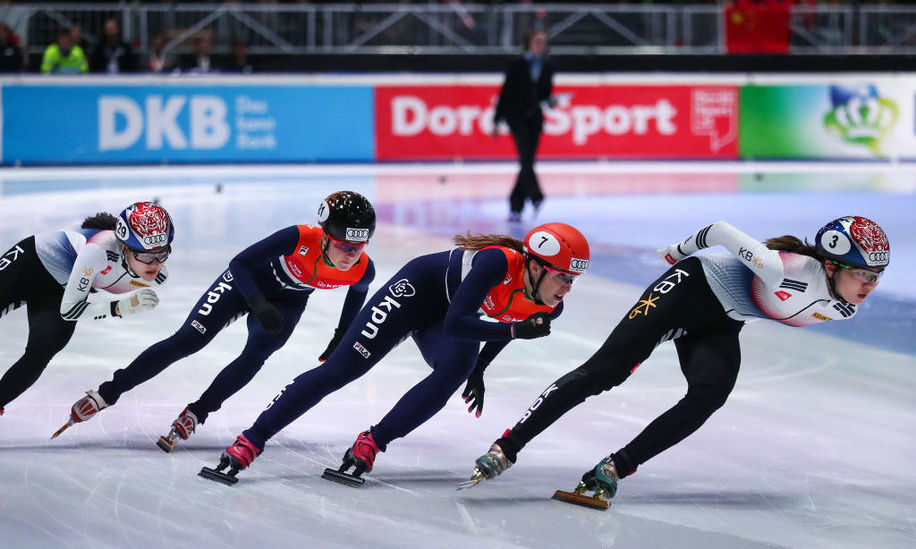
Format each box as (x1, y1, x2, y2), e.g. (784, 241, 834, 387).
(465, 216, 890, 507)
(0, 202, 173, 417)
(54, 191, 376, 448)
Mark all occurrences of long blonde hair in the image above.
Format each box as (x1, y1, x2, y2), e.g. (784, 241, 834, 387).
(453, 232, 525, 254)
(764, 235, 818, 259)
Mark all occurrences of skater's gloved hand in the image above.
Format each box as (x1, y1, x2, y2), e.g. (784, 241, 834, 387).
(656, 243, 692, 265)
(461, 358, 489, 418)
(318, 328, 344, 362)
(247, 295, 284, 333)
(115, 289, 159, 317)
(510, 312, 551, 340)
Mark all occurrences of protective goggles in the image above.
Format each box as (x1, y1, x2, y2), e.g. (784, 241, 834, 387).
(543, 264, 580, 285)
(833, 261, 883, 283)
(128, 246, 170, 265)
(327, 233, 368, 254)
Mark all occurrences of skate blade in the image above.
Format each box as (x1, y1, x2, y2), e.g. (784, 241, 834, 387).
(321, 467, 365, 487)
(456, 469, 485, 490)
(198, 466, 238, 486)
(156, 435, 177, 453)
(552, 489, 610, 510)
(50, 420, 74, 439)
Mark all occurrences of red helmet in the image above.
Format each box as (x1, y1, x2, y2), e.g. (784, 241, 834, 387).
(523, 223, 590, 275)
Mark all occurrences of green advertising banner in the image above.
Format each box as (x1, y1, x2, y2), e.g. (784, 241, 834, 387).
(740, 83, 912, 160)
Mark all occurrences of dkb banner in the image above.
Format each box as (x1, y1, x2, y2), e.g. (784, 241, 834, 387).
(1, 83, 374, 164)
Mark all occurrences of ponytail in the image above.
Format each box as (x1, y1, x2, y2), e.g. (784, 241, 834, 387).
(765, 235, 819, 259)
(453, 232, 525, 254)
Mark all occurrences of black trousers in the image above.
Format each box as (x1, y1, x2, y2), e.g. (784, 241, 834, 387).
(98, 269, 308, 423)
(498, 257, 744, 477)
(0, 237, 76, 407)
(508, 120, 544, 214)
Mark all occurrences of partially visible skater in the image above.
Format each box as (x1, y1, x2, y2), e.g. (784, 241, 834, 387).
(56, 191, 376, 450)
(199, 223, 590, 486)
(0, 202, 173, 418)
(465, 216, 889, 509)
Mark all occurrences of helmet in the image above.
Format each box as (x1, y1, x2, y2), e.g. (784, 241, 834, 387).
(523, 223, 590, 274)
(115, 202, 174, 251)
(317, 191, 376, 243)
(815, 215, 889, 270)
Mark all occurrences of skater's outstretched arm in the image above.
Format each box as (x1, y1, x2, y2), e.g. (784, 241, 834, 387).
(59, 242, 155, 321)
(657, 220, 784, 286)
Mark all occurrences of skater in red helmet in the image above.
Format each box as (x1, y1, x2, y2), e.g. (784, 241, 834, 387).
(466, 216, 889, 508)
(200, 222, 590, 486)
(0, 202, 173, 417)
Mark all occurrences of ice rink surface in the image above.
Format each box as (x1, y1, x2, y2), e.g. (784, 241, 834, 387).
(0, 162, 914, 549)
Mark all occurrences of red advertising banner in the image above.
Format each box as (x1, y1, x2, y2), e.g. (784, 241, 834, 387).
(375, 84, 738, 160)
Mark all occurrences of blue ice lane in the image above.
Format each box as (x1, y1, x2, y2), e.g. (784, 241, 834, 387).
(378, 196, 916, 357)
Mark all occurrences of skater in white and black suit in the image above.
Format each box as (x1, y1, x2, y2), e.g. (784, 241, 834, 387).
(470, 216, 890, 502)
(0, 202, 173, 416)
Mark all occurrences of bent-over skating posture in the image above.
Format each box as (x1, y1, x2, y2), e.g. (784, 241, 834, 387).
(0, 202, 172, 420)
(466, 216, 890, 508)
(57, 191, 376, 451)
(200, 222, 590, 485)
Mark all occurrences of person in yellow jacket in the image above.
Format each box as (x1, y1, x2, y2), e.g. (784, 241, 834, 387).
(40, 27, 88, 74)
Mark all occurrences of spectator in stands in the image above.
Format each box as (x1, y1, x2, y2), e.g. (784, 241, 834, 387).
(180, 31, 216, 74)
(222, 39, 254, 73)
(0, 21, 23, 72)
(144, 32, 175, 74)
(40, 27, 88, 74)
(493, 29, 554, 223)
(70, 25, 89, 56)
(91, 17, 136, 73)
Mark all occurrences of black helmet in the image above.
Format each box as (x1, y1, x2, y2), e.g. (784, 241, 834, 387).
(317, 191, 375, 243)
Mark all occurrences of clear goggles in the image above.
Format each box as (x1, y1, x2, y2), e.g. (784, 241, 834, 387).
(327, 233, 368, 254)
(834, 261, 883, 283)
(129, 246, 170, 265)
(542, 264, 580, 285)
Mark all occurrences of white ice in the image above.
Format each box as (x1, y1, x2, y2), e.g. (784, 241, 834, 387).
(0, 162, 914, 549)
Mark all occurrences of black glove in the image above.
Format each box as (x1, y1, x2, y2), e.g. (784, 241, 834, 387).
(318, 328, 344, 362)
(247, 295, 284, 333)
(461, 359, 489, 418)
(511, 312, 551, 339)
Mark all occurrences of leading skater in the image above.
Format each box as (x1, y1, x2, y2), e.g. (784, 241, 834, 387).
(200, 222, 589, 485)
(0, 202, 173, 417)
(57, 191, 376, 450)
(466, 216, 889, 505)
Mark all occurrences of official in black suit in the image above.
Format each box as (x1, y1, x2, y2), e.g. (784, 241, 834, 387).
(493, 30, 554, 223)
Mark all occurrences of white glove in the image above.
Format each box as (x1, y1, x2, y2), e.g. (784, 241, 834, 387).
(115, 289, 159, 317)
(656, 243, 692, 265)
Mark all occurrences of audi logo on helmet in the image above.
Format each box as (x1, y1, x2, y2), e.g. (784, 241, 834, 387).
(569, 258, 589, 273)
(345, 228, 370, 242)
(868, 251, 889, 263)
(143, 234, 168, 246)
